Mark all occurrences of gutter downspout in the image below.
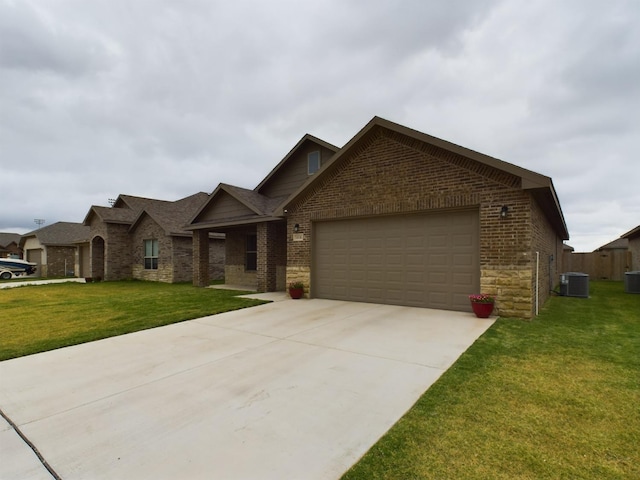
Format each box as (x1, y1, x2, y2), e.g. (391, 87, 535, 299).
(535, 251, 540, 316)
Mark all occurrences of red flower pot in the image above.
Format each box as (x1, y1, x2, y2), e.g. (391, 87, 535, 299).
(471, 302, 494, 318)
(289, 288, 304, 299)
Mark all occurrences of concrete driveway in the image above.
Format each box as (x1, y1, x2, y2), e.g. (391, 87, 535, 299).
(0, 296, 494, 480)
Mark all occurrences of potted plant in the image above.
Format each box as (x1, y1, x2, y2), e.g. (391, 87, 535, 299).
(288, 281, 305, 299)
(468, 294, 495, 318)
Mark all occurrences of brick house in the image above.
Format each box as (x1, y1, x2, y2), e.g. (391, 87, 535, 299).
(190, 117, 569, 318)
(0, 233, 22, 259)
(621, 225, 640, 270)
(20, 222, 90, 277)
(84, 193, 224, 283)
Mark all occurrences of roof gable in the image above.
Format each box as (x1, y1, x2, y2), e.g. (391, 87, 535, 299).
(130, 192, 209, 235)
(280, 116, 568, 239)
(255, 135, 339, 198)
(189, 184, 285, 228)
(83, 205, 137, 225)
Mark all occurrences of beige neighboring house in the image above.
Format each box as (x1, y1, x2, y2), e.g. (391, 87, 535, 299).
(83, 193, 224, 282)
(621, 225, 640, 270)
(20, 222, 91, 277)
(0, 233, 22, 259)
(189, 116, 569, 319)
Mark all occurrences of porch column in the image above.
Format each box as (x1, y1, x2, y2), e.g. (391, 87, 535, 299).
(193, 229, 209, 287)
(256, 222, 277, 292)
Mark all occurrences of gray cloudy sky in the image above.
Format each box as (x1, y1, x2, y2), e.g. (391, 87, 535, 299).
(1, 0, 638, 252)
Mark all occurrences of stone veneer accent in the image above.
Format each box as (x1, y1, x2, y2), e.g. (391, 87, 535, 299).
(285, 265, 311, 297)
(285, 127, 562, 318)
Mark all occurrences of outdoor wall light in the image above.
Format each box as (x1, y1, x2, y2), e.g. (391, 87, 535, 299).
(500, 205, 509, 218)
(294, 223, 300, 233)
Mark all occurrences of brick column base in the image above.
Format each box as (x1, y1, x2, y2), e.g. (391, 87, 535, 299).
(193, 230, 210, 287)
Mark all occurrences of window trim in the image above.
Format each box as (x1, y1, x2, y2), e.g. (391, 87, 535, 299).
(246, 234, 257, 271)
(308, 150, 321, 175)
(144, 239, 158, 270)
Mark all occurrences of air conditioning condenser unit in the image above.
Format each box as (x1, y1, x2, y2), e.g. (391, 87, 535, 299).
(559, 272, 589, 298)
(625, 271, 640, 294)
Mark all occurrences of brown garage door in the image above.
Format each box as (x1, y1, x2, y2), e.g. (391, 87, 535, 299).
(313, 209, 479, 311)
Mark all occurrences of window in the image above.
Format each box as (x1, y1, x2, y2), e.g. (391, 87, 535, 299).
(308, 150, 321, 175)
(246, 234, 257, 271)
(144, 239, 158, 270)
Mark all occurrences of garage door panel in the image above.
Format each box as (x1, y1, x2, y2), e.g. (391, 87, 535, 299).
(428, 254, 448, 266)
(453, 233, 473, 246)
(367, 254, 384, 266)
(405, 236, 424, 248)
(406, 271, 424, 283)
(428, 271, 448, 284)
(387, 255, 403, 266)
(428, 234, 448, 247)
(406, 253, 425, 265)
(453, 272, 474, 286)
(453, 253, 474, 266)
(386, 271, 403, 284)
(313, 210, 479, 311)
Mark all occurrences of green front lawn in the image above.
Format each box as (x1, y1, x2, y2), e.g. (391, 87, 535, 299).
(343, 282, 640, 479)
(0, 281, 266, 361)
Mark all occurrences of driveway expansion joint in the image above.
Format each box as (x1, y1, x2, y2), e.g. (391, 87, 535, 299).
(0, 407, 61, 480)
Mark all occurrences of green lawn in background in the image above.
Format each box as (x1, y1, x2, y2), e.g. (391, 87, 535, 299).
(342, 281, 640, 480)
(0, 281, 266, 361)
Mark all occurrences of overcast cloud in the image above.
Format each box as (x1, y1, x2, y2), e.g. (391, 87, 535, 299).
(1, 0, 638, 251)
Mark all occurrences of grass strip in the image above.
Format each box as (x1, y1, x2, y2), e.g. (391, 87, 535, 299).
(0, 281, 266, 361)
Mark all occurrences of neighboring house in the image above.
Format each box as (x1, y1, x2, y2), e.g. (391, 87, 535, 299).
(189, 116, 569, 319)
(83, 193, 224, 282)
(20, 222, 90, 277)
(595, 237, 628, 252)
(0, 233, 22, 258)
(621, 225, 640, 270)
(563, 232, 634, 281)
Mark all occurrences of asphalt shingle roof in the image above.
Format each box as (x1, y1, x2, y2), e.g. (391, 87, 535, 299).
(88, 192, 211, 236)
(0, 233, 21, 248)
(23, 222, 90, 245)
(222, 184, 287, 217)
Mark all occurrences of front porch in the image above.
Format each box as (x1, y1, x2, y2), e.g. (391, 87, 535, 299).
(193, 221, 287, 292)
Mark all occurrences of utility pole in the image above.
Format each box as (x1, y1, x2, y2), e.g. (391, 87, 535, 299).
(34, 219, 45, 228)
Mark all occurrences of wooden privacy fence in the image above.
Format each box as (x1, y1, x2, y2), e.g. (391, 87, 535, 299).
(562, 250, 632, 281)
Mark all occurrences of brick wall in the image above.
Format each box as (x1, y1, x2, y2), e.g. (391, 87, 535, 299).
(193, 230, 210, 286)
(0, 243, 21, 259)
(46, 246, 77, 277)
(208, 238, 225, 280)
(530, 198, 565, 310)
(285, 127, 560, 318)
(256, 222, 286, 291)
(129, 216, 167, 281)
(224, 228, 257, 287)
(169, 236, 224, 283)
(105, 223, 132, 280)
(172, 236, 192, 283)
